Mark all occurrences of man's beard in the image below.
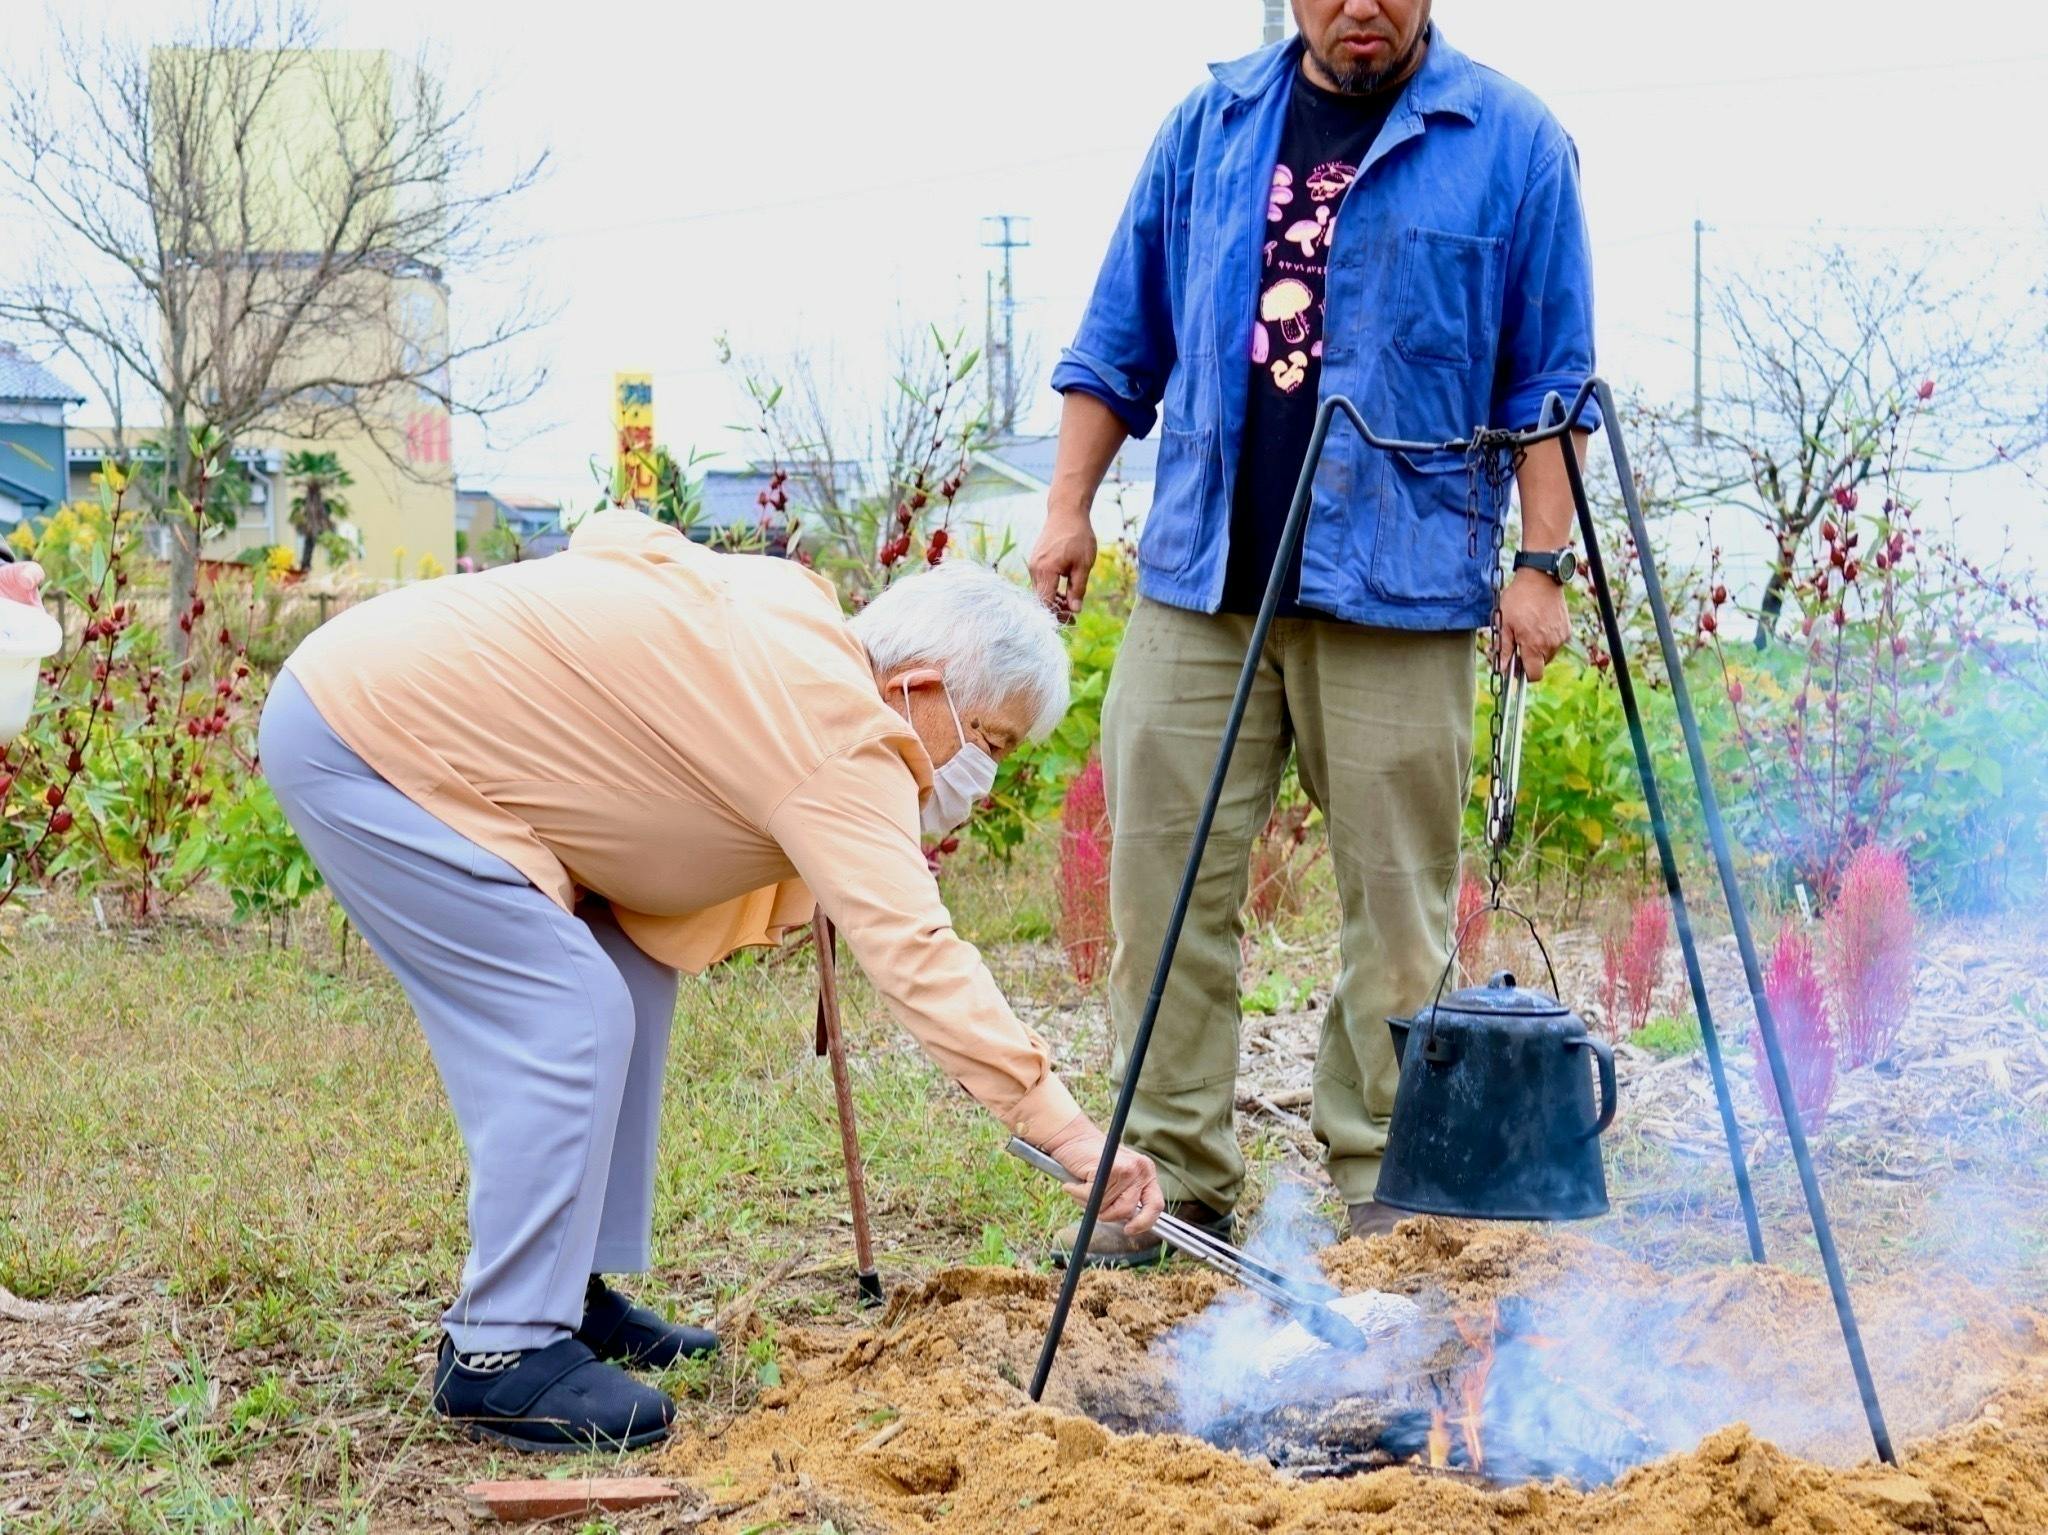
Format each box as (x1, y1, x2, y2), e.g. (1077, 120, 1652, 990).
(1310, 9, 1430, 95)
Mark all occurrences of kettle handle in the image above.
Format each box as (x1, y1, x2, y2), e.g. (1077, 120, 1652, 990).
(1571, 1036, 1618, 1140)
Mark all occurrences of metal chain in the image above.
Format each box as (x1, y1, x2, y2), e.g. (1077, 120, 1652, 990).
(1469, 430, 1526, 909)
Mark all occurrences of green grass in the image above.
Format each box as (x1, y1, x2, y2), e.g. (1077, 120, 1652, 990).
(1630, 1012, 1704, 1058)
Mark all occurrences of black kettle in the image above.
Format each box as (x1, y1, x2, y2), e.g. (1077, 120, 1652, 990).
(1375, 970, 1618, 1221)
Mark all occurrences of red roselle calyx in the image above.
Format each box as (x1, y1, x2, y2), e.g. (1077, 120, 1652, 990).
(1712, 584, 1727, 606)
(1728, 678, 1745, 704)
(927, 528, 949, 563)
(1844, 560, 1861, 582)
(45, 784, 65, 808)
(50, 809, 73, 833)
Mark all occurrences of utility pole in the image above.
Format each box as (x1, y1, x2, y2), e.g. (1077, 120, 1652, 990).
(979, 214, 1031, 436)
(1692, 217, 1707, 444)
(1263, 0, 1288, 44)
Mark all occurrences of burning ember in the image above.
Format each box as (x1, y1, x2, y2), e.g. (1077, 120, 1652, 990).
(1164, 1291, 1662, 1487)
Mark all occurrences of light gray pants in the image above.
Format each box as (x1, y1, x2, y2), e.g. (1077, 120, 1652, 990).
(260, 672, 678, 1351)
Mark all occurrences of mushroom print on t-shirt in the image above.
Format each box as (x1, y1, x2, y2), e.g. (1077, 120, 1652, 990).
(1217, 66, 1401, 621)
(1255, 161, 1352, 393)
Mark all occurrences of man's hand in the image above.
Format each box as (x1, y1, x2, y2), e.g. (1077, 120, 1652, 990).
(1027, 505, 1098, 620)
(1039, 1111, 1164, 1236)
(0, 560, 46, 610)
(1494, 567, 1571, 681)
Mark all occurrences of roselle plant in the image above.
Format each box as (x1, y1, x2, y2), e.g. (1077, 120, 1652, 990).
(0, 430, 267, 921)
(1694, 383, 2048, 911)
(726, 325, 988, 608)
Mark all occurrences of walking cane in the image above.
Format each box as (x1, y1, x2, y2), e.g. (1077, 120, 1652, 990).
(814, 907, 885, 1307)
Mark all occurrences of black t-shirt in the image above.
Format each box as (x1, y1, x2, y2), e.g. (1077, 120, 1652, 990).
(1219, 68, 1400, 619)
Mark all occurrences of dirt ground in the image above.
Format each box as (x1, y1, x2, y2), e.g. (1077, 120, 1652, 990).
(659, 1222, 2048, 1535)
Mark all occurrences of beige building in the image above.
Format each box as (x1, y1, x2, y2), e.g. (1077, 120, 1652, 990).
(62, 47, 461, 575)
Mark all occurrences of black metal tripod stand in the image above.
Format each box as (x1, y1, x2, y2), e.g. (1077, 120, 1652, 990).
(1026, 378, 1896, 1466)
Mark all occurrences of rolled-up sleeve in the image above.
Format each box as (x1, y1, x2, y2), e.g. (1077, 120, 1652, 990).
(1491, 126, 1600, 435)
(1049, 112, 1183, 440)
(767, 736, 1083, 1142)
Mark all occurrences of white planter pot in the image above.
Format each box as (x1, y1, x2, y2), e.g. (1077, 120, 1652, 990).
(0, 597, 61, 745)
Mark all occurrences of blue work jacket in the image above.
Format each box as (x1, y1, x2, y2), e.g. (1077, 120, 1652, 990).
(1051, 28, 1597, 630)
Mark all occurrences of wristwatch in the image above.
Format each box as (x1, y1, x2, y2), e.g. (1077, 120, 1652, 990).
(1512, 548, 1578, 585)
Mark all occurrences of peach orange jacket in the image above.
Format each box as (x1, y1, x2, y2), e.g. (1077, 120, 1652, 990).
(283, 508, 1080, 1141)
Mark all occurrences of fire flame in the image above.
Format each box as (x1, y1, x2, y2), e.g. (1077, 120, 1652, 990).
(1449, 1300, 1500, 1473)
(1426, 1406, 1451, 1468)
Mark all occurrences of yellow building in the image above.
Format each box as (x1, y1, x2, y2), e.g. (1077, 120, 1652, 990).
(73, 46, 461, 576)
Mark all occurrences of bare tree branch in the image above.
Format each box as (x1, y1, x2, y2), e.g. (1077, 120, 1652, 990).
(0, 0, 553, 643)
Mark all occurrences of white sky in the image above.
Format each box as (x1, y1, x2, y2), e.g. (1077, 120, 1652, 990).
(9, 1, 2048, 566)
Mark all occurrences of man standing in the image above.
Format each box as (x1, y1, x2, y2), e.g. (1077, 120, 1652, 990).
(1029, 1, 1594, 1261)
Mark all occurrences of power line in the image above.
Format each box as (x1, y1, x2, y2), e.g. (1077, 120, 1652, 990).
(1551, 51, 2048, 98)
(536, 143, 1144, 244)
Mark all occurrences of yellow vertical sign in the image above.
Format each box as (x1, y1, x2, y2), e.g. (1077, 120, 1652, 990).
(613, 373, 656, 507)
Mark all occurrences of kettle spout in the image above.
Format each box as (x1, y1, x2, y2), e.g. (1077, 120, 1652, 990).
(1387, 1015, 1411, 1066)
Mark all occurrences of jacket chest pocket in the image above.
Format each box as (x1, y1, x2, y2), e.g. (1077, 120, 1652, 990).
(1394, 228, 1504, 369)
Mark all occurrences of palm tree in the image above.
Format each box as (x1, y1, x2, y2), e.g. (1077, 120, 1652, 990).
(285, 451, 353, 573)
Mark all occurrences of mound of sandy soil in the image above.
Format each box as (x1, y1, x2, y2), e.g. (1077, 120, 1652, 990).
(660, 1222, 2048, 1534)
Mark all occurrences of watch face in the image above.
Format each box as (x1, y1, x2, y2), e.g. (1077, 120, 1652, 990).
(1555, 549, 1578, 584)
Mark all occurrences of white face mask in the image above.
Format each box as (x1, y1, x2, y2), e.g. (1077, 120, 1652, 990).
(904, 679, 998, 838)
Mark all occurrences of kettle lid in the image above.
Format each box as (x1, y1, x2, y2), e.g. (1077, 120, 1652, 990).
(1436, 970, 1573, 1019)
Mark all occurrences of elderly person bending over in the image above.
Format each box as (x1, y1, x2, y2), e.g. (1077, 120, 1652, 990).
(261, 508, 1160, 1452)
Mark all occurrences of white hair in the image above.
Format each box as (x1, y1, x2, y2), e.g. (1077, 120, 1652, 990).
(848, 559, 1071, 740)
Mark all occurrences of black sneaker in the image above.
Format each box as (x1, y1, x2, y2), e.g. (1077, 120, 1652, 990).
(1050, 1200, 1236, 1270)
(432, 1335, 675, 1453)
(577, 1276, 718, 1371)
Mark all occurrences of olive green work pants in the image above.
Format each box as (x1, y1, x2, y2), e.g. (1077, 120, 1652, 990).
(1100, 599, 1476, 1214)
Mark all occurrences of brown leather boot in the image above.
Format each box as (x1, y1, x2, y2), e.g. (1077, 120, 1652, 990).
(1050, 1200, 1235, 1270)
(1345, 1199, 1408, 1240)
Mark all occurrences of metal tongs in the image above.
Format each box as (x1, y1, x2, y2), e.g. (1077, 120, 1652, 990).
(1005, 1137, 1370, 1353)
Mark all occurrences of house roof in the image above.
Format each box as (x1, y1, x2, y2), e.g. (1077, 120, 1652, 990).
(972, 432, 1158, 493)
(458, 486, 561, 514)
(0, 345, 86, 406)
(697, 462, 862, 527)
(0, 469, 54, 511)
(699, 468, 779, 527)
